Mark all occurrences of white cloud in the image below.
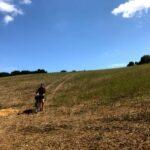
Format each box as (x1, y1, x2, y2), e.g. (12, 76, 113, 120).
(112, 0, 150, 18)
(0, 1, 22, 14)
(0, 0, 32, 24)
(20, 0, 32, 5)
(4, 15, 14, 24)
(109, 63, 126, 68)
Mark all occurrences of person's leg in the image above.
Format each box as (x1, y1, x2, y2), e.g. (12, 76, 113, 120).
(40, 100, 44, 111)
(35, 99, 39, 112)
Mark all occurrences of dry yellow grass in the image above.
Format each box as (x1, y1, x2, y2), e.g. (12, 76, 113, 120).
(0, 108, 19, 117)
(0, 66, 150, 149)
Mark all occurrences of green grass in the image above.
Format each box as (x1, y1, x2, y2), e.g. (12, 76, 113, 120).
(103, 111, 150, 123)
(53, 64, 150, 106)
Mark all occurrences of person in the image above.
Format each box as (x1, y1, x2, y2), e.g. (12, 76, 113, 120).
(35, 83, 46, 111)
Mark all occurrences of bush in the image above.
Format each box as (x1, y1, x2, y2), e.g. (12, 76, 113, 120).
(127, 55, 150, 67)
(21, 70, 31, 75)
(139, 55, 150, 65)
(35, 69, 47, 74)
(0, 69, 47, 78)
(11, 70, 21, 76)
(60, 70, 67, 73)
(127, 61, 134, 67)
(0, 72, 10, 77)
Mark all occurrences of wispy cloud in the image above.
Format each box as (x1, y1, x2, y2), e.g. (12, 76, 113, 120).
(112, 0, 150, 18)
(109, 63, 126, 68)
(20, 0, 32, 5)
(0, 0, 32, 24)
(4, 15, 14, 24)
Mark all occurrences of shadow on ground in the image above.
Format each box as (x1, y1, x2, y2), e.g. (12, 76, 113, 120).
(18, 109, 36, 115)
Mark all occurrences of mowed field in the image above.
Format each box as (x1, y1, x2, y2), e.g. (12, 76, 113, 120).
(0, 65, 150, 150)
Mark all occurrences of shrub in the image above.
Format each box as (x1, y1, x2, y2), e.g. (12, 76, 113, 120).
(127, 61, 134, 67)
(139, 55, 150, 65)
(0, 72, 10, 77)
(21, 70, 31, 75)
(0, 69, 48, 78)
(61, 70, 67, 73)
(35, 69, 47, 74)
(11, 70, 21, 76)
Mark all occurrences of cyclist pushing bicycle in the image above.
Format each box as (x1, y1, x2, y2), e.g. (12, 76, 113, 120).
(35, 83, 46, 112)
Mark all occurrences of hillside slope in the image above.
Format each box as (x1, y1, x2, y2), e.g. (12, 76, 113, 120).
(0, 65, 150, 149)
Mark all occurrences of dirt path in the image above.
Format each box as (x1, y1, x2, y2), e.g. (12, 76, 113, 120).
(46, 75, 69, 90)
(47, 74, 73, 100)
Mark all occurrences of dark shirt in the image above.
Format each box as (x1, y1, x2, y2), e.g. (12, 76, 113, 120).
(37, 87, 46, 96)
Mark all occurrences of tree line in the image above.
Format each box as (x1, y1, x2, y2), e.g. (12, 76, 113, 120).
(127, 55, 150, 67)
(0, 69, 47, 78)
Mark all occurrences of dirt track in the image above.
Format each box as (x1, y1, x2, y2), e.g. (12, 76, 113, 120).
(47, 75, 73, 100)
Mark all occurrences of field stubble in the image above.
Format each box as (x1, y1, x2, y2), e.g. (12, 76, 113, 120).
(0, 65, 150, 149)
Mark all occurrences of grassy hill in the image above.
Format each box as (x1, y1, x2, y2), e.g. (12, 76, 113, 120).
(0, 64, 150, 149)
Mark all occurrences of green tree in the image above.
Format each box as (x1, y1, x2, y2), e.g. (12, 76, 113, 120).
(139, 55, 150, 65)
(127, 61, 134, 67)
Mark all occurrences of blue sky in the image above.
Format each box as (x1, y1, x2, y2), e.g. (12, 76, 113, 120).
(0, 0, 150, 72)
